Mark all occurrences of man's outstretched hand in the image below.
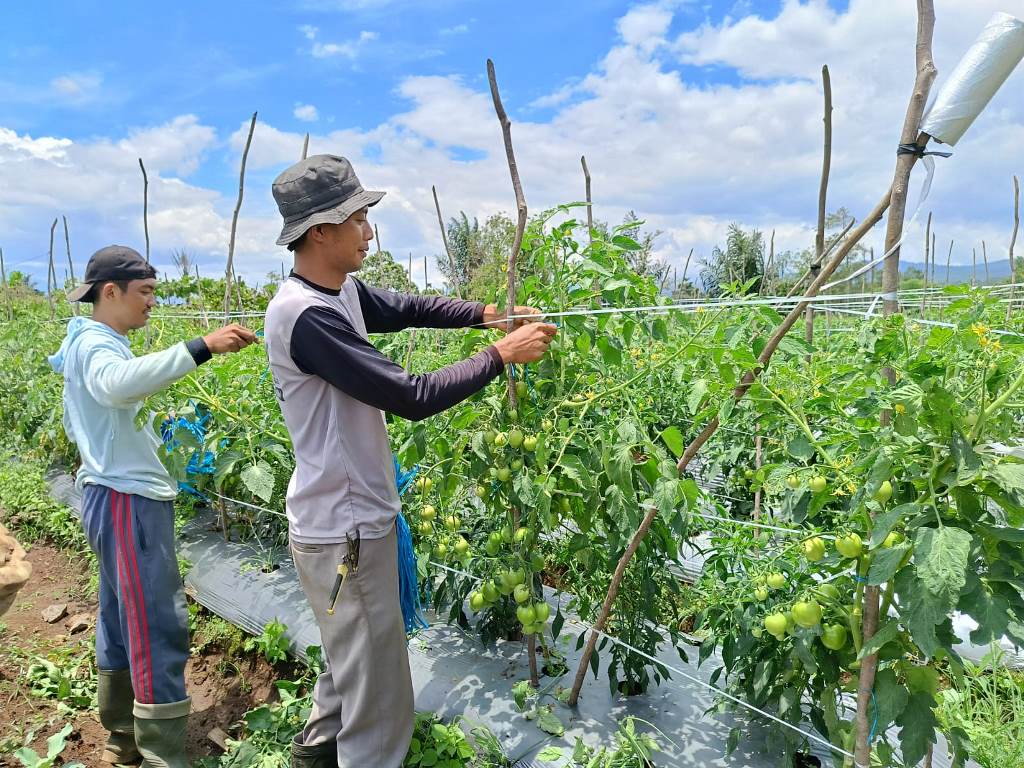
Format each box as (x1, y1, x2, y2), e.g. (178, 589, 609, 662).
(482, 304, 543, 331)
(203, 324, 259, 355)
(494, 323, 557, 364)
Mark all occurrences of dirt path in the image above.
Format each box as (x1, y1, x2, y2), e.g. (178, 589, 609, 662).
(0, 543, 283, 766)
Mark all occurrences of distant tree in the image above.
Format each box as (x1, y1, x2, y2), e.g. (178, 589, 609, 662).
(360, 250, 417, 293)
(619, 210, 668, 285)
(171, 249, 194, 278)
(700, 224, 765, 296)
(6, 270, 34, 290)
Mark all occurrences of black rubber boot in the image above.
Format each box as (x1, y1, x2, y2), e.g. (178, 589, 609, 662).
(290, 734, 337, 768)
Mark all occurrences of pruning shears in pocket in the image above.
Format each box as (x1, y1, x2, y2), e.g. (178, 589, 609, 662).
(326, 530, 361, 616)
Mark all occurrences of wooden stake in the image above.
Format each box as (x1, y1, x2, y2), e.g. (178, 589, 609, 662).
(972, 247, 977, 286)
(946, 240, 953, 285)
(63, 216, 77, 316)
(858, 4, 937, 764)
(921, 211, 931, 314)
(581, 155, 593, 244)
(47, 218, 58, 320)
(224, 112, 257, 318)
(432, 186, 459, 297)
(682, 248, 694, 297)
(194, 264, 209, 330)
(764, 230, 775, 295)
(374, 223, 382, 254)
(982, 239, 989, 283)
(301, 132, 310, 161)
(753, 435, 763, 524)
(0, 247, 11, 322)
(870, 247, 875, 289)
(487, 57, 537, 688)
(139, 158, 150, 263)
(1008, 176, 1019, 322)
(806, 65, 833, 353)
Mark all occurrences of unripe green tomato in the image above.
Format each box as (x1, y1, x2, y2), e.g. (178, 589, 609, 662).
(508, 408, 518, 422)
(444, 515, 460, 532)
(513, 584, 531, 604)
(559, 496, 571, 513)
(499, 570, 518, 592)
(489, 467, 498, 479)
(785, 612, 796, 634)
(821, 623, 848, 650)
(835, 532, 863, 559)
(494, 432, 508, 448)
(533, 602, 551, 622)
(434, 542, 448, 558)
(751, 626, 763, 639)
(516, 604, 537, 625)
(482, 581, 499, 602)
(454, 537, 469, 555)
(792, 599, 823, 628)
(510, 568, 526, 586)
(509, 429, 524, 449)
(815, 583, 841, 602)
(808, 475, 827, 493)
(530, 552, 545, 572)
(744, 469, 755, 480)
(541, 419, 554, 432)
(484, 538, 500, 556)
(516, 381, 528, 399)
(497, 467, 511, 483)
(802, 537, 826, 562)
(764, 613, 788, 637)
(767, 572, 786, 590)
(511, 458, 524, 472)
(421, 505, 436, 521)
(514, 526, 531, 544)
(786, 475, 801, 490)
(754, 586, 769, 602)
(469, 591, 485, 611)
(523, 436, 538, 452)
(500, 525, 513, 544)
(873, 480, 893, 504)
(484, 430, 497, 445)
(883, 531, 905, 548)
(418, 521, 434, 536)
(476, 485, 487, 499)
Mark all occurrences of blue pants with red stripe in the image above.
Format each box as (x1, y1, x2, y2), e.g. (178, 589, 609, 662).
(80, 485, 189, 704)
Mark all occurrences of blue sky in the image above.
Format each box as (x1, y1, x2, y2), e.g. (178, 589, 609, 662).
(0, 1, 1020, 288)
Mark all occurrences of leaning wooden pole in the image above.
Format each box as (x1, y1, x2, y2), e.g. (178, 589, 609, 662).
(682, 248, 694, 297)
(806, 64, 833, 352)
(301, 132, 310, 161)
(63, 216, 77, 316)
(432, 186, 459, 297)
(857, 4, 937, 765)
(1008, 176, 1020, 322)
(224, 111, 257, 318)
(139, 158, 150, 263)
(763, 230, 775, 295)
(194, 265, 210, 330)
(487, 57, 538, 688)
(982, 239, 989, 283)
(581, 156, 593, 245)
(568, 183, 896, 706)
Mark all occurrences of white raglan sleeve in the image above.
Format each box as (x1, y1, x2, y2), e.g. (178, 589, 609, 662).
(80, 338, 202, 408)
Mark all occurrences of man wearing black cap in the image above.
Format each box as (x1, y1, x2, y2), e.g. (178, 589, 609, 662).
(265, 155, 556, 768)
(49, 246, 257, 767)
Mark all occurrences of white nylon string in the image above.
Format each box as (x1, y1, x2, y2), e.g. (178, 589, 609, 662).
(821, 156, 936, 292)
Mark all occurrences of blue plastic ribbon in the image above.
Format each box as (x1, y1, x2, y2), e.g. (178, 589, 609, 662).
(393, 456, 429, 634)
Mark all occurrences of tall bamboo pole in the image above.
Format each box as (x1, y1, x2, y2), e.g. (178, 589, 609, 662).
(374, 224, 382, 254)
(488, 57, 538, 688)
(858, 4, 937, 764)
(682, 248, 694, 297)
(194, 264, 209, 330)
(972, 247, 977, 286)
(224, 112, 257, 318)
(946, 240, 953, 285)
(432, 186, 459, 297)
(47, 218, 58, 320)
(139, 159, 150, 263)
(63, 216, 78, 316)
(763, 230, 775, 295)
(0, 247, 11, 322)
(301, 133, 310, 161)
(581, 156, 593, 245)
(921, 212, 931, 314)
(806, 65, 833, 352)
(982, 239, 989, 283)
(1008, 176, 1020, 322)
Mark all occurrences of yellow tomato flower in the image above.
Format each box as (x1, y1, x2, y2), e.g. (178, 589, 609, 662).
(894, 403, 906, 415)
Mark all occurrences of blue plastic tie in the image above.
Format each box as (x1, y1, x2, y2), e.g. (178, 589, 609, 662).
(868, 690, 879, 743)
(854, 575, 868, 584)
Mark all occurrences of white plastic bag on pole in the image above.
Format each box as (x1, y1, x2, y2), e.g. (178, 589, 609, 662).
(921, 12, 1024, 146)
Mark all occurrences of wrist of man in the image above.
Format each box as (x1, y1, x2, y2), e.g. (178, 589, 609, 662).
(186, 337, 212, 366)
(489, 342, 509, 367)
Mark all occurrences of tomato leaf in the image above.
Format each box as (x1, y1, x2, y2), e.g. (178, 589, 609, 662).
(787, 436, 814, 462)
(240, 460, 275, 503)
(858, 620, 900, 660)
(867, 543, 910, 585)
(895, 691, 939, 767)
(659, 426, 685, 459)
(869, 504, 917, 548)
(915, 527, 972, 606)
(872, 668, 910, 734)
(686, 380, 708, 415)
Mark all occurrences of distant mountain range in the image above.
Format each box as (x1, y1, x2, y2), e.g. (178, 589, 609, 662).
(894, 259, 1013, 285)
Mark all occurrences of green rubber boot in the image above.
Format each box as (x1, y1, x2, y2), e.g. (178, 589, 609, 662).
(290, 735, 337, 768)
(133, 698, 191, 768)
(98, 669, 141, 765)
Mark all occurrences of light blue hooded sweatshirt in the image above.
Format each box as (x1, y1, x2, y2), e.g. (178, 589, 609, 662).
(49, 317, 202, 500)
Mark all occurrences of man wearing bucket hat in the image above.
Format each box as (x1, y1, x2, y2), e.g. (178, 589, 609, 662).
(49, 246, 257, 767)
(265, 155, 556, 768)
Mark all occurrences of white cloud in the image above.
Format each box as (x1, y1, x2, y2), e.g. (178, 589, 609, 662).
(294, 103, 319, 122)
(50, 72, 103, 104)
(4, 0, 1022, 291)
(440, 24, 468, 36)
(304, 26, 379, 59)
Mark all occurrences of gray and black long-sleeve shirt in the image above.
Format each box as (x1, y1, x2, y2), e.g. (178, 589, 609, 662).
(265, 272, 504, 543)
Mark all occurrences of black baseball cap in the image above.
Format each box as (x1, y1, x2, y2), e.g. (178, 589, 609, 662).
(67, 245, 158, 302)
